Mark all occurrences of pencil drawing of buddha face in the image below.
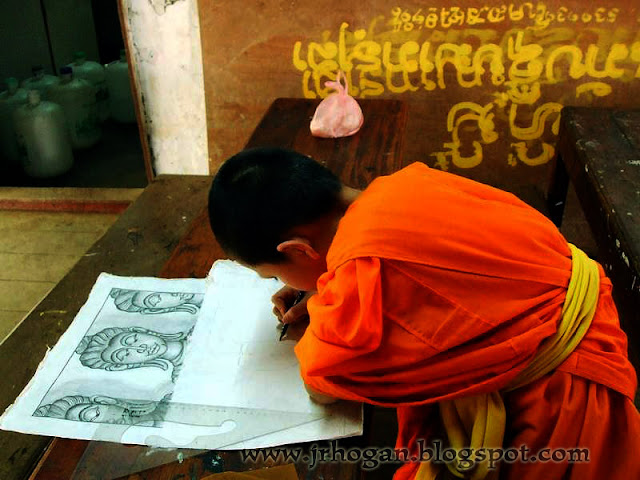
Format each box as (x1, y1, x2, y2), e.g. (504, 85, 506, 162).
(110, 288, 202, 315)
(34, 395, 164, 426)
(75, 327, 190, 381)
(102, 329, 168, 365)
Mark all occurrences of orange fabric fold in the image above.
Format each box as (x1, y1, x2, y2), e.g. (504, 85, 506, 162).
(294, 163, 640, 479)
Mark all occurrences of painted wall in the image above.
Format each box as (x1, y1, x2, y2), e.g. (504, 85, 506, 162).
(121, 0, 208, 175)
(122, 1, 640, 182)
(196, 0, 640, 188)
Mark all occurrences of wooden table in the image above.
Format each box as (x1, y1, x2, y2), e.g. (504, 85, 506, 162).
(0, 97, 407, 480)
(547, 107, 640, 381)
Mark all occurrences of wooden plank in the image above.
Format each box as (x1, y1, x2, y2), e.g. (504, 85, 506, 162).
(159, 209, 223, 279)
(0, 199, 132, 214)
(246, 98, 408, 190)
(26, 439, 89, 480)
(0, 175, 211, 480)
(61, 444, 361, 480)
(554, 107, 640, 381)
(546, 144, 570, 227)
(0, 187, 142, 214)
(613, 111, 640, 152)
(560, 108, 640, 289)
(108, 450, 360, 480)
(0, 188, 143, 204)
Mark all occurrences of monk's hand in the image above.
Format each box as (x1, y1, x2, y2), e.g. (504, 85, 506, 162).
(271, 286, 311, 325)
(281, 316, 309, 342)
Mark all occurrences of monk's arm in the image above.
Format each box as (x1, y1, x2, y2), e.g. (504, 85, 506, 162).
(304, 382, 339, 404)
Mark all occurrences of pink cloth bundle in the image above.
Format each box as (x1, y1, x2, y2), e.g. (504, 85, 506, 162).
(310, 71, 364, 138)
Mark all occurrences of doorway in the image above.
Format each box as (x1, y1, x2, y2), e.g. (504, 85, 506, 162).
(0, 0, 149, 188)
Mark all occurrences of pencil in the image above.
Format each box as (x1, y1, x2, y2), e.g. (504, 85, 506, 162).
(279, 290, 306, 341)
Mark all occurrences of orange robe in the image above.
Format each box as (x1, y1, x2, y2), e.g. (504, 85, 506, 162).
(294, 163, 640, 479)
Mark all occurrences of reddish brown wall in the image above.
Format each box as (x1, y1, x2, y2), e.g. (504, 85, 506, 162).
(198, 1, 640, 187)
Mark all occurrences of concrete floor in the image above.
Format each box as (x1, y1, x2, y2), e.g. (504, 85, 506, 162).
(0, 210, 114, 342)
(0, 188, 142, 344)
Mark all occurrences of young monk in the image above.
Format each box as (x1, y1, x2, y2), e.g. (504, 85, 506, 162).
(208, 146, 640, 479)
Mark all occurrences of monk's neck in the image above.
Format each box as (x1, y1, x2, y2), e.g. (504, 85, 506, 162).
(314, 186, 361, 257)
(341, 185, 361, 206)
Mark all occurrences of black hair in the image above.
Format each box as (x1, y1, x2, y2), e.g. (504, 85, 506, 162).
(208, 147, 342, 265)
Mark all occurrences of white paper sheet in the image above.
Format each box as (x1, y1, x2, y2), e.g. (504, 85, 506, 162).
(173, 260, 362, 449)
(0, 262, 362, 449)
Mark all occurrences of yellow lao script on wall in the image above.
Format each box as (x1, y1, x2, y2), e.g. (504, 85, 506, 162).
(292, 2, 640, 171)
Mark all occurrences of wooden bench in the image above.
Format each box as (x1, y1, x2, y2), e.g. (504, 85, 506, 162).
(547, 107, 640, 388)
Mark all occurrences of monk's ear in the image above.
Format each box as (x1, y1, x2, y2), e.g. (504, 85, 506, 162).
(276, 237, 320, 261)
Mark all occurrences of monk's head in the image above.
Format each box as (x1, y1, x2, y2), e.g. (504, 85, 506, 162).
(209, 147, 357, 290)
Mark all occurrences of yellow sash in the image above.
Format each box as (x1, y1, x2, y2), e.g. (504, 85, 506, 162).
(416, 244, 600, 480)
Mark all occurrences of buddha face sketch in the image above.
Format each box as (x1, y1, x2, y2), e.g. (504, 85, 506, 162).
(102, 330, 168, 365)
(34, 395, 165, 426)
(70, 402, 137, 424)
(75, 327, 190, 381)
(143, 292, 194, 309)
(110, 288, 203, 315)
